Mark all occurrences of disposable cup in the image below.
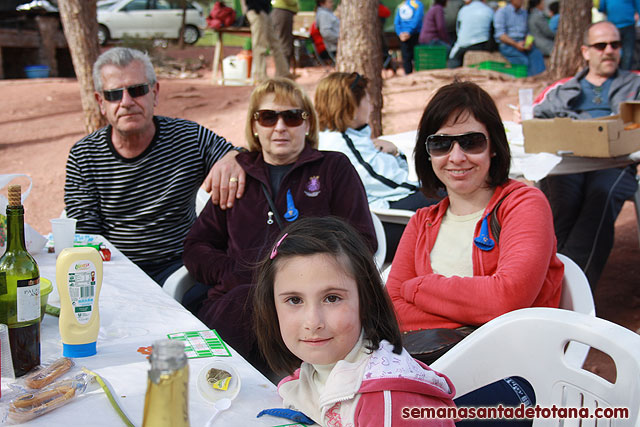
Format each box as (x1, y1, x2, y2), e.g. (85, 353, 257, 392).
(0, 324, 15, 379)
(50, 218, 77, 254)
(518, 88, 534, 121)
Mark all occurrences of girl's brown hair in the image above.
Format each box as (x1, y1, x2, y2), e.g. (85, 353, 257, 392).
(253, 216, 402, 374)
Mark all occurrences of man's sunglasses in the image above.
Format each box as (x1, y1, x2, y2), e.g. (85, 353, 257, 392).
(253, 109, 309, 127)
(103, 83, 150, 102)
(588, 41, 622, 51)
(425, 132, 488, 157)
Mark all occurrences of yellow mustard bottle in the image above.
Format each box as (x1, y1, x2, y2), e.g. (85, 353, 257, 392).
(55, 247, 103, 357)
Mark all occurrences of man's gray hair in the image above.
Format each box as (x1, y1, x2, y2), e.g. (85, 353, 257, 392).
(93, 47, 156, 92)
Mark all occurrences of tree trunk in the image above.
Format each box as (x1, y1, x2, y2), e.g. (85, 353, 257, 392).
(548, 0, 592, 80)
(58, 0, 105, 134)
(179, 0, 187, 49)
(336, 0, 383, 137)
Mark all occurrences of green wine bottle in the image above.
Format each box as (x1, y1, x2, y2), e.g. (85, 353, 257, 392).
(0, 184, 41, 377)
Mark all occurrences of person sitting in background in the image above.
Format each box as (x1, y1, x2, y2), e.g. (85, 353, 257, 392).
(386, 81, 562, 420)
(444, 0, 465, 44)
(183, 78, 376, 376)
(534, 21, 639, 289)
(548, 1, 560, 34)
(315, 72, 438, 262)
(419, 0, 451, 47)
(64, 47, 244, 286)
(395, 0, 424, 74)
(493, 0, 546, 76)
(447, 0, 494, 68)
(527, 0, 555, 56)
(379, 2, 397, 74)
(315, 0, 340, 59)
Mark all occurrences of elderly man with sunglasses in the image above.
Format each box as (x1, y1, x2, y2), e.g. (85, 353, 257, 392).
(533, 21, 640, 289)
(64, 47, 246, 286)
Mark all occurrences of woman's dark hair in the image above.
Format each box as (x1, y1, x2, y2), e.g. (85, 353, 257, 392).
(253, 216, 403, 374)
(434, 0, 447, 6)
(528, 0, 542, 12)
(415, 81, 511, 197)
(549, 1, 559, 15)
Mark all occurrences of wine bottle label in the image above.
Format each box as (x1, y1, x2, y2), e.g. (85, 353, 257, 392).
(0, 272, 6, 295)
(16, 278, 40, 322)
(68, 260, 98, 325)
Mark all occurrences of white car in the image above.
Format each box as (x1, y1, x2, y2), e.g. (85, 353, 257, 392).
(97, 0, 206, 46)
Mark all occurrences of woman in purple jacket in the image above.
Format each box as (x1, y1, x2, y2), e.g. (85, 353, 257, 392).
(182, 77, 376, 376)
(419, 0, 451, 47)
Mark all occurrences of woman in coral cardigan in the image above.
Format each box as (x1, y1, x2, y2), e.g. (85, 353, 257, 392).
(386, 81, 564, 423)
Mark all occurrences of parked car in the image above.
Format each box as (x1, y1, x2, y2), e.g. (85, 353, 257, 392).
(97, 0, 206, 46)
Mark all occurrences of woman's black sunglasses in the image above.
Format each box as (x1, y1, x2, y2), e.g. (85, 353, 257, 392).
(103, 83, 150, 102)
(253, 109, 308, 127)
(425, 132, 488, 157)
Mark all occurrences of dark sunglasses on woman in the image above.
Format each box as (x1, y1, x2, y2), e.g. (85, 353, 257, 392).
(103, 83, 150, 102)
(253, 109, 309, 127)
(426, 132, 488, 157)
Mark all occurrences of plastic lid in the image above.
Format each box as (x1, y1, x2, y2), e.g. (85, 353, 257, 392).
(63, 341, 97, 358)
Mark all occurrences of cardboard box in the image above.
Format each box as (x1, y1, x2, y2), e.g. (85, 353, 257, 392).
(523, 101, 640, 157)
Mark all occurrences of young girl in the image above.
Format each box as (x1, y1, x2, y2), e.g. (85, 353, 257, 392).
(253, 217, 455, 426)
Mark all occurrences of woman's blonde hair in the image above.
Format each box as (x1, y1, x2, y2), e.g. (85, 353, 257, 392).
(314, 72, 368, 133)
(245, 77, 319, 151)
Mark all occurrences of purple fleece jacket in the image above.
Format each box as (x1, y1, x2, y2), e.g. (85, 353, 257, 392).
(183, 145, 377, 299)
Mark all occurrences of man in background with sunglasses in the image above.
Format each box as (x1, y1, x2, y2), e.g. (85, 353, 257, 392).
(533, 21, 640, 289)
(64, 47, 246, 286)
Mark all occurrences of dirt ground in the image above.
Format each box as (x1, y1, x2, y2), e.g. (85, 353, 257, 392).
(2, 45, 638, 383)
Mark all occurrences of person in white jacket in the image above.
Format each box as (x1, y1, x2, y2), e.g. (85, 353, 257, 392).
(315, 72, 438, 261)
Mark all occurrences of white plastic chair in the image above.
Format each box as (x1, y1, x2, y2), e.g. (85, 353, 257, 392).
(371, 207, 415, 225)
(634, 175, 640, 247)
(382, 253, 595, 366)
(556, 253, 596, 368)
(556, 253, 595, 316)
(195, 187, 210, 216)
(431, 307, 640, 426)
(370, 210, 387, 270)
(162, 187, 209, 301)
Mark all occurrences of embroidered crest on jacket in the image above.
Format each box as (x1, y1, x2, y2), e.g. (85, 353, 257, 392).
(305, 176, 321, 197)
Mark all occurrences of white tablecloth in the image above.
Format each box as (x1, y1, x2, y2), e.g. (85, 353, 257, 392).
(1, 238, 283, 426)
(382, 123, 640, 182)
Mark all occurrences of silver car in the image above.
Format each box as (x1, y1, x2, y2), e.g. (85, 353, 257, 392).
(97, 0, 206, 46)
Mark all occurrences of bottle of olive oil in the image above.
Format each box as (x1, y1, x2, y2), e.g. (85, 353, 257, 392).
(0, 185, 41, 377)
(142, 339, 189, 427)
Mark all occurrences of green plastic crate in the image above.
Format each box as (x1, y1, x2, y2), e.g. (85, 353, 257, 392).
(414, 45, 448, 71)
(469, 60, 528, 78)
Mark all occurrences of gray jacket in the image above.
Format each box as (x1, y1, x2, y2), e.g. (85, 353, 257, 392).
(533, 68, 640, 119)
(316, 6, 340, 53)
